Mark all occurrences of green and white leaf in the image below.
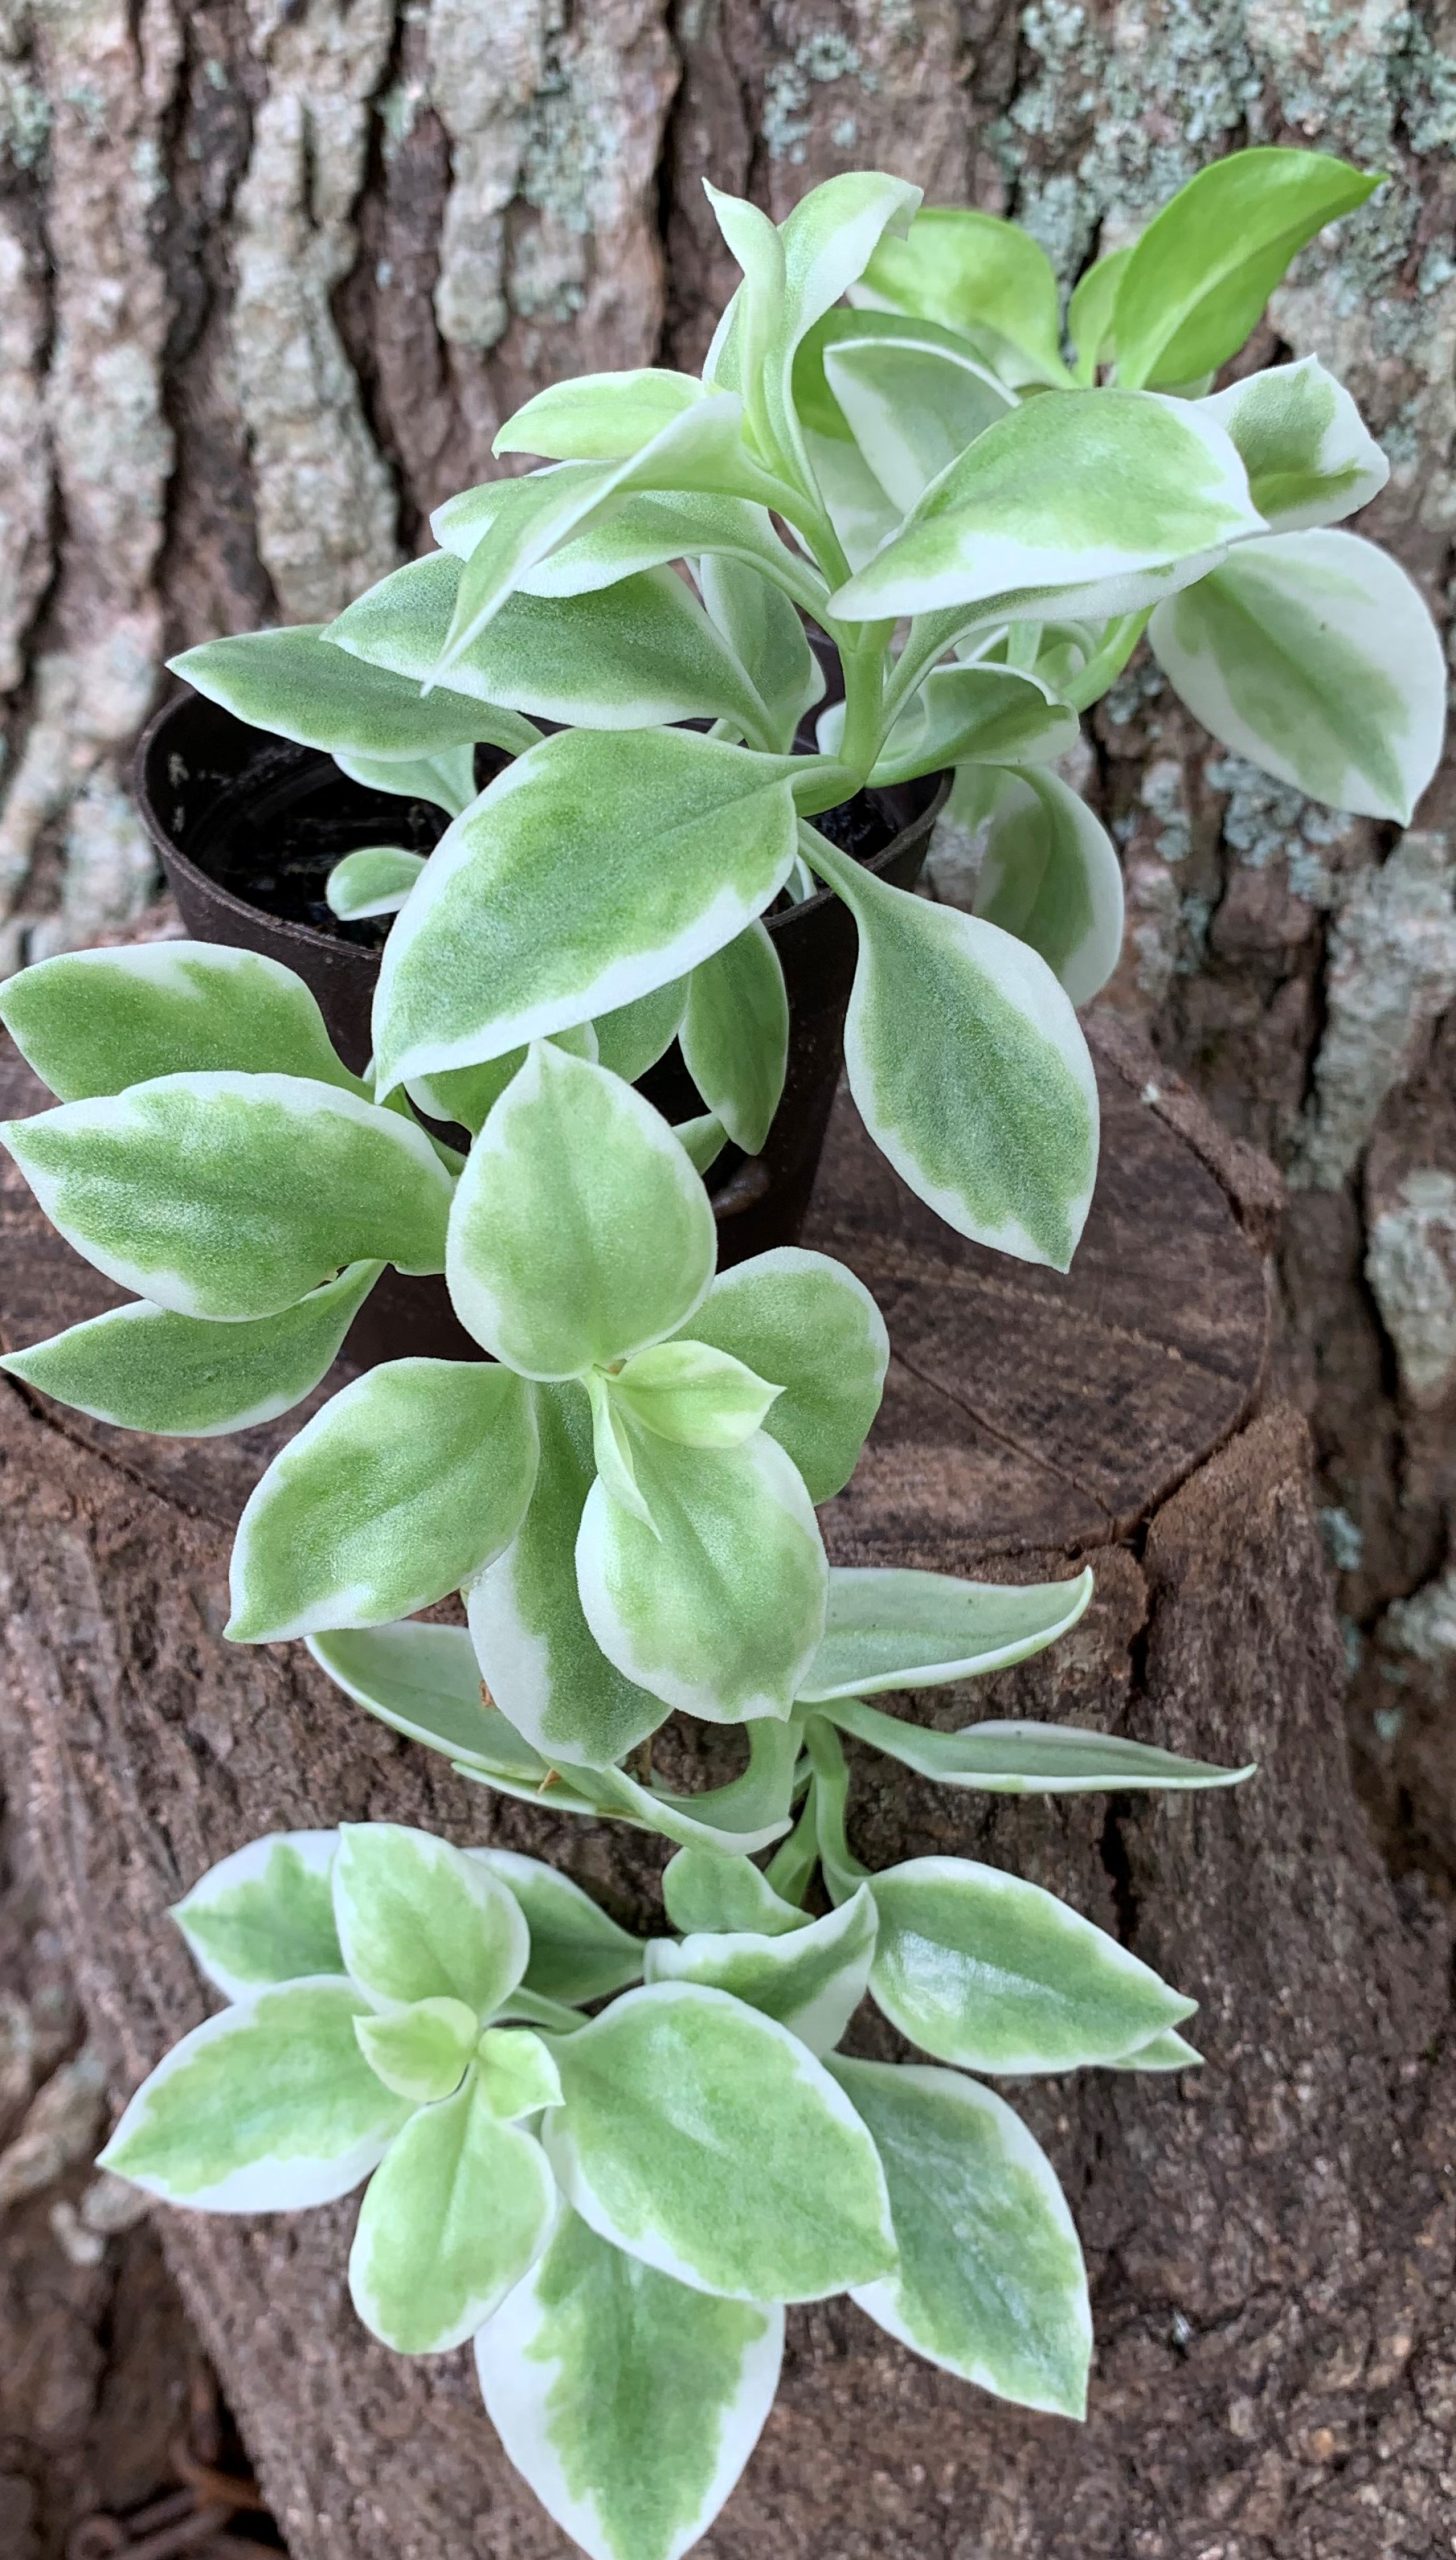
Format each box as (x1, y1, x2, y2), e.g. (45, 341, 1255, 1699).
(698, 554, 823, 753)
(0, 1073, 453, 1322)
(331, 1824, 530, 2018)
(446, 1046, 715, 1378)
(435, 478, 821, 611)
(858, 205, 1069, 388)
(802, 427, 899, 571)
(610, 1339, 780, 1451)
(1148, 528, 1446, 824)
(227, 1359, 538, 1642)
(679, 922, 789, 1156)
(370, 728, 800, 1099)
(0, 1260, 378, 1437)
(830, 388, 1264, 626)
(173, 1831, 343, 2003)
(856, 663, 1077, 786)
(475, 2028, 565, 2120)
(467, 1381, 668, 1769)
(307, 1620, 602, 1818)
(476, 2208, 784, 2560)
(1197, 358, 1387, 532)
(592, 978, 687, 1083)
(957, 763, 1126, 1007)
(799, 1563, 1094, 1703)
(823, 1700, 1252, 1793)
(1068, 243, 1133, 382)
(406, 1024, 597, 1145)
(804, 831, 1099, 1270)
(325, 847, 426, 921)
(823, 326, 1015, 514)
(0, 943, 359, 1102)
(1102, 2027, 1203, 2071)
(544, 1981, 895, 2300)
(867, 1856, 1195, 2073)
(576, 1428, 827, 1726)
(587, 1369, 656, 1531)
(171, 623, 535, 759)
(1110, 147, 1381, 391)
(332, 743, 481, 817)
(679, 1246, 888, 1502)
(496, 368, 712, 462)
(672, 1111, 729, 1178)
(349, 2073, 555, 2354)
(472, 1851, 645, 2006)
(646, 1885, 876, 2054)
(661, 1846, 810, 1940)
(833, 2057, 1091, 2416)
(100, 1979, 410, 2211)
(589, 1723, 801, 1859)
(354, 1996, 479, 2105)
(329, 551, 776, 742)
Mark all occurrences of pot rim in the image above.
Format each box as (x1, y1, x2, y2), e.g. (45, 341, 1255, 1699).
(133, 686, 951, 967)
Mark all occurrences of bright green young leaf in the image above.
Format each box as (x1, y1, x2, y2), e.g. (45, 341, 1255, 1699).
(307, 1620, 602, 1817)
(1198, 358, 1387, 531)
(0, 943, 359, 1103)
(476, 2208, 784, 2560)
(867, 1856, 1195, 2073)
(0, 1260, 378, 1438)
(434, 401, 776, 668)
(446, 1046, 716, 1378)
(468, 1380, 668, 1769)
(863, 662, 1078, 786)
(803, 832, 1100, 1269)
(407, 1024, 597, 1144)
(646, 1885, 876, 2054)
(698, 554, 823, 752)
(100, 1979, 410, 2211)
(799, 1563, 1094, 1703)
(830, 389, 1264, 626)
(592, 978, 687, 1083)
(227, 1358, 538, 1642)
(833, 2057, 1091, 2416)
(611, 1339, 780, 1450)
(328, 550, 776, 742)
(956, 763, 1126, 1007)
(707, 171, 921, 487)
(475, 2028, 565, 2120)
(497, 368, 712, 461)
(333, 742, 481, 816)
(1111, 147, 1381, 391)
(825, 1700, 1251, 1792)
(170, 623, 534, 760)
(325, 846, 426, 921)
(1068, 243, 1133, 382)
(802, 426, 899, 570)
(369, 728, 800, 1099)
(680, 1246, 888, 1502)
(576, 1428, 828, 1726)
(354, 1996, 479, 2104)
(0, 1073, 453, 1322)
(544, 1981, 895, 2299)
(1148, 527, 1446, 823)
(679, 922, 789, 1155)
(331, 1823, 529, 2018)
(587, 1369, 656, 1530)
(472, 1851, 645, 2006)
(823, 328, 1014, 514)
(661, 1847, 810, 1940)
(858, 204, 1069, 387)
(1103, 2027, 1203, 2071)
(173, 1831, 343, 2004)
(348, 2073, 555, 2354)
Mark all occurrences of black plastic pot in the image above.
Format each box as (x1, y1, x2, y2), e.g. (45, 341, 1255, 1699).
(134, 690, 946, 1359)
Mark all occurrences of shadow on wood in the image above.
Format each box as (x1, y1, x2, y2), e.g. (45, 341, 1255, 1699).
(1, 1018, 1451, 2559)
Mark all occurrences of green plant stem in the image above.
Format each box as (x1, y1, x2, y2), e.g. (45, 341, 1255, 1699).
(500, 1989, 589, 2036)
(803, 1717, 870, 1902)
(762, 1792, 819, 1906)
(1062, 610, 1151, 711)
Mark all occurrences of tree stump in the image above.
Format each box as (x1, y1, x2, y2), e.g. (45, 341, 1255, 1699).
(1, 1017, 1451, 2560)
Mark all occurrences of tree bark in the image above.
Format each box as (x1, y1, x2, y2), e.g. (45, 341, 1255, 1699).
(2, 1018, 1452, 2558)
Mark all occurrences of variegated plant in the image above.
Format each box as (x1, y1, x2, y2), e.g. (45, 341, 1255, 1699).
(104, 1766, 1246, 2560)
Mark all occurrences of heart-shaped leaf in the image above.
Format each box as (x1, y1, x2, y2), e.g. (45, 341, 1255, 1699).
(1197, 358, 1387, 533)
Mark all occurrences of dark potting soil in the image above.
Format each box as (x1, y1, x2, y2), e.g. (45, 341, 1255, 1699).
(194, 737, 900, 951)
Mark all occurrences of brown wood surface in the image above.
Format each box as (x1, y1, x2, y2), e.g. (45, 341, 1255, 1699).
(1, 1019, 1450, 2560)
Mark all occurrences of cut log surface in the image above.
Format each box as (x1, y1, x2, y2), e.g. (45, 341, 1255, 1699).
(1, 1015, 1451, 2560)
